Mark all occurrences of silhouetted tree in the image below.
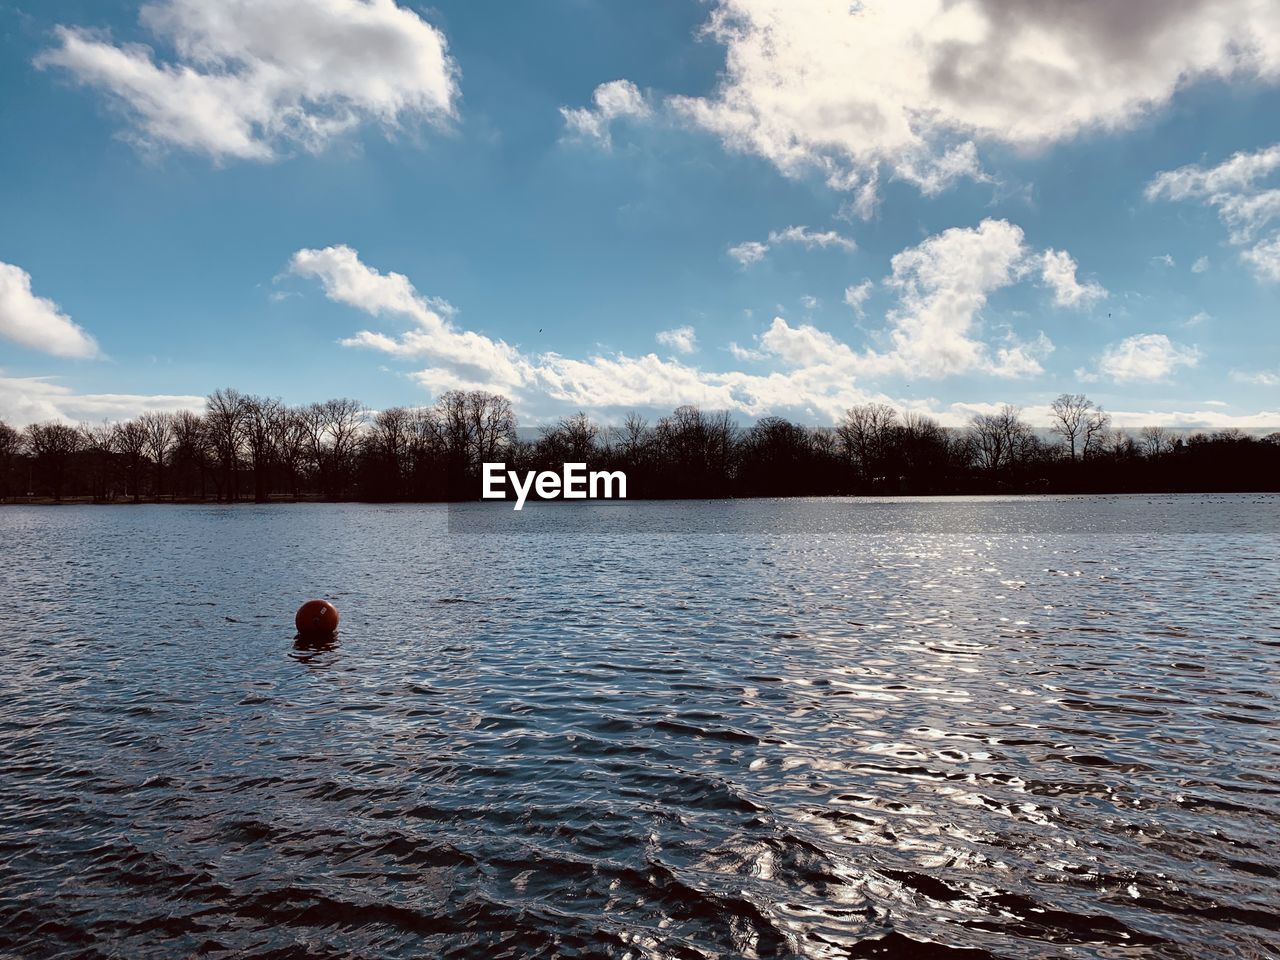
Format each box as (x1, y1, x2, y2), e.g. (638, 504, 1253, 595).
(206, 389, 247, 501)
(0, 420, 19, 500)
(140, 412, 174, 499)
(112, 419, 148, 501)
(243, 396, 281, 503)
(1140, 425, 1171, 458)
(837, 403, 898, 486)
(170, 410, 210, 499)
(3, 390, 1277, 503)
(967, 405, 1033, 479)
(80, 423, 115, 502)
(23, 421, 82, 500)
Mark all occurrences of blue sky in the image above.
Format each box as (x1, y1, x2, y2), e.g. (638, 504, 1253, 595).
(1, 0, 1278, 429)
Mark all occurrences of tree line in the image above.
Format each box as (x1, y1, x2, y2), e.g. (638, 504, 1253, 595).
(1, 389, 1277, 503)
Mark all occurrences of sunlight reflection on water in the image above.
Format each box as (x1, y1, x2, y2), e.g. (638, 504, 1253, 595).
(0, 496, 1277, 958)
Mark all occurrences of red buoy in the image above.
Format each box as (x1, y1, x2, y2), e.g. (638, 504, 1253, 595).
(295, 599, 340, 636)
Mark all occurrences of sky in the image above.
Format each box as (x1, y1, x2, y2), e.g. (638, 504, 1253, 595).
(1, 0, 1278, 431)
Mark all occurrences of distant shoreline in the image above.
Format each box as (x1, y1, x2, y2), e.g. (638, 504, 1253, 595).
(6, 391, 1278, 505)
(5, 488, 1279, 507)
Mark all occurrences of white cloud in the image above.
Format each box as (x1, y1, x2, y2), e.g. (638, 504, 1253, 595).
(1231, 368, 1280, 387)
(843, 279, 873, 317)
(1088, 333, 1201, 382)
(0, 262, 99, 358)
(560, 80, 650, 147)
(1106, 408, 1280, 430)
(0, 373, 201, 426)
(728, 225, 855, 266)
(876, 218, 1051, 378)
(1147, 143, 1280, 280)
(289, 245, 531, 392)
(1152, 253, 1176, 267)
(1039, 249, 1107, 307)
(37, 0, 458, 161)
(726, 241, 769, 267)
(800, 295, 819, 310)
(656, 325, 698, 354)
(665, 0, 1280, 208)
(929, 400, 1279, 431)
(291, 226, 1084, 423)
(727, 341, 767, 362)
(1241, 234, 1280, 281)
(1147, 143, 1280, 200)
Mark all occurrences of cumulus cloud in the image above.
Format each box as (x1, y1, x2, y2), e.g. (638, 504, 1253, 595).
(0, 373, 201, 426)
(560, 80, 650, 147)
(0, 262, 99, 358)
(1147, 143, 1280, 280)
(36, 0, 458, 161)
(1038, 249, 1107, 307)
(1086, 333, 1201, 383)
(662, 0, 1280, 208)
(874, 218, 1054, 378)
(727, 225, 855, 266)
(291, 225, 1092, 422)
(656, 326, 698, 354)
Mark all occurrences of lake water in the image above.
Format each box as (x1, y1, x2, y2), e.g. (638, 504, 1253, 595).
(0, 496, 1277, 959)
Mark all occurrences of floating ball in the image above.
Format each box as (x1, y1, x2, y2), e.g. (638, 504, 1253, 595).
(295, 599, 340, 636)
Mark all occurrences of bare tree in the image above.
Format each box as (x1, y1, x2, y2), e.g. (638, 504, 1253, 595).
(205, 389, 248, 501)
(809, 426, 838, 458)
(837, 403, 898, 478)
(1050, 393, 1110, 460)
(0, 420, 19, 500)
(170, 410, 209, 499)
(967, 405, 1033, 477)
(80, 422, 116, 502)
(23, 421, 82, 500)
(1140, 425, 1171, 457)
(370, 406, 412, 497)
(539, 411, 598, 462)
(243, 396, 281, 502)
(1082, 406, 1111, 459)
(466, 391, 517, 466)
(272, 405, 309, 501)
(303, 398, 365, 498)
(140, 412, 174, 499)
(619, 413, 651, 463)
(112, 419, 149, 501)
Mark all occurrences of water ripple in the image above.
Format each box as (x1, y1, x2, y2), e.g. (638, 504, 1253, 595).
(0, 497, 1277, 958)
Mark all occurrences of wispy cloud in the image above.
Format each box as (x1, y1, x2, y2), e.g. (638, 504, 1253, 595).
(1147, 143, 1280, 281)
(728, 225, 855, 267)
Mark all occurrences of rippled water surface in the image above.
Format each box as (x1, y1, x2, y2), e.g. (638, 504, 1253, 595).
(1, 497, 1277, 959)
